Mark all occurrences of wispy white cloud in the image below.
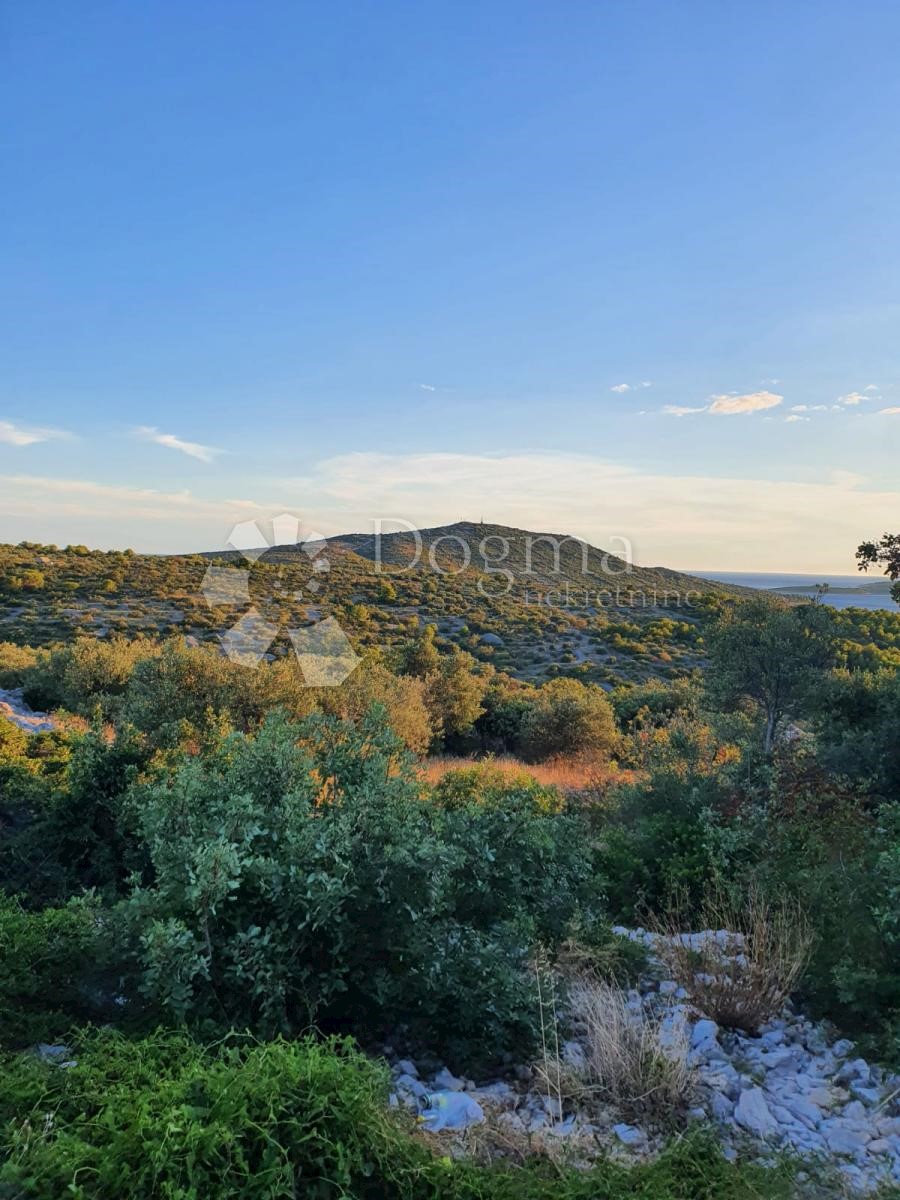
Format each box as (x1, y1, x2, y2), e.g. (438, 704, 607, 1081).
(663, 405, 707, 417)
(708, 391, 783, 416)
(660, 391, 783, 418)
(880, 407, 900, 415)
(784, 414, 808, 424)
(418, 383, 437, 392)
(864, 384, 879, 392)
(0, 420, 73, 447)
(838, 392, 867, 406)
(612, 380, 653, 394)
(0, 475, 279, 552)
(790, 405, 828, 413)
(136, 426, 220, 463)
(0, 475, 268, 516)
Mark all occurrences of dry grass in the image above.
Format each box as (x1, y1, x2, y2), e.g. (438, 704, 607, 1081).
(421, 754, 628, 793)
(536, 974, 694, 1126)
(650, 885, 812, 1035)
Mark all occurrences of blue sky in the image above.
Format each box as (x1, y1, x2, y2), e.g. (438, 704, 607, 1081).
(2, 0, 899, 570)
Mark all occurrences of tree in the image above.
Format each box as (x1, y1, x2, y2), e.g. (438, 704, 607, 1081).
(811, 668, 900, 802)
(519, 677, 619, 762)
(857, 533, 900, 605)
(424, 648, 487, 742)
(20, 569, 45, 591)
(376, 580, 398, 604)
(707, 598, 836, 755)
(325, 657, 433, 754)
(395, 623, 440, 678)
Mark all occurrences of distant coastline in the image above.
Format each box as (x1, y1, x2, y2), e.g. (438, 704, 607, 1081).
(691, 571, 896, 612)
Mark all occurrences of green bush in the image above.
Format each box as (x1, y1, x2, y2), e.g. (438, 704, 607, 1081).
(22, 638, 158, 716)
(755, 780, 900, 1058)
(0, 894, 101, 1047)
(812, 668, 900, 803)
(596, 725, 750, 922)
(610, 678, 699, 733)
(0, 727, 147, 905)
(431, 767, 592, 942)
(0, 1031, 412, 1199)
(0, 642, 38, 688)
(519, 678, 619, 763)
(122, 710, 592, 1066)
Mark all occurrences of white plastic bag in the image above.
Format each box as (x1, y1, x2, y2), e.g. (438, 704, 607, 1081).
(418, 1090, 485, 1131)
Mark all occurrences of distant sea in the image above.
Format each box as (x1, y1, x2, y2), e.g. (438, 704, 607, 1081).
(691, 571, 896, 612)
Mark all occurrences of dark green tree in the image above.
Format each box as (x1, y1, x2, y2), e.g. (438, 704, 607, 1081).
(857, 532, 900, 604)
(707, 598, 836, 754)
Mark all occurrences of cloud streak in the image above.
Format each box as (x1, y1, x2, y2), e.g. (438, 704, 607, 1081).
(707, 391, 783, 416)
(663, 405, 708, 417)
(611, 381, 653, 394)
(661, 391, 783, 418)
(136, 426, 220, 463)
(0, 420, 73, 447)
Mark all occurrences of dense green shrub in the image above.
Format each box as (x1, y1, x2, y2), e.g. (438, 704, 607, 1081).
(811, 668, 900, 802)
(0, 727, 147, 904)
(22, 637, 158, 716)
(0, 894, 101, 1047)
(518, 678, 619, 763)
(595, 724, 751, 921)
(0, 1030, 412, 1199)
(755, 779, 900, 1057)
(322, 658, 433, 754)
(424, 648, 487, 745)
(474, 678, 533, 753)
(0, 642, 38, 688)
(431, 766, 592, 941)
(706, 598, 835, 754)
(122, 711, 591, 1066)
(610, 678, 699, 732)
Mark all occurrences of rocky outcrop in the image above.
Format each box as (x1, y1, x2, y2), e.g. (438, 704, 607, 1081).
(385, 929, 900, 1193)
(0, 687, 54, 733)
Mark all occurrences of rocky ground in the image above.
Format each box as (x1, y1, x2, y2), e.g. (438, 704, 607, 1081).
(385, 929, 900, 1194)
(0, 687, 54, 733)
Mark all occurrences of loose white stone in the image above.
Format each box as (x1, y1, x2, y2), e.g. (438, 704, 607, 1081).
(613, 1123, 647, 1147)
(734, 1088, 780, 1139)
(432, 1067, 465, 1092)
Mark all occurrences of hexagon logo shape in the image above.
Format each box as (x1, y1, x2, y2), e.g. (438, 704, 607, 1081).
(199, 514, 358, 684)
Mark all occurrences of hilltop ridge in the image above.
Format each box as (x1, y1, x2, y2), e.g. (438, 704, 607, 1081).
(322, 520, 751, 599)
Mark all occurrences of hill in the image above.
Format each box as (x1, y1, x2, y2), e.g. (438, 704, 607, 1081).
(9, 521, 894, 688)
(216, 520, 751, 684)
(327, 520, 747, 598)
